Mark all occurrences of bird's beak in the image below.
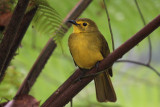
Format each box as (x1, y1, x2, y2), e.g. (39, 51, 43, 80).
(68, 20, 79, 25)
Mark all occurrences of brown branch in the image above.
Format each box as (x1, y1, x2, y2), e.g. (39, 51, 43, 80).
(14, 0, 92, 99)
(0, 0, 30, 82)
(42, 15, 160, 107)
(0, 7, 38, 84)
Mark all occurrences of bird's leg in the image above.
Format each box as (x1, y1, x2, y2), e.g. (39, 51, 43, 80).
(81, 61, 106, 77)
(89, 61, 103, 76)
(74, 61, 103, 82)
(95, 61, 100, 71)
(74, 68, 89, 83)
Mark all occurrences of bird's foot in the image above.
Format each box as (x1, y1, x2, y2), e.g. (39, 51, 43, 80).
(74, 68, 89, 83)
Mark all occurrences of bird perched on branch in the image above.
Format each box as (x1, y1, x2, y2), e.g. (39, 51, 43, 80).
(68, 18, 116, 102)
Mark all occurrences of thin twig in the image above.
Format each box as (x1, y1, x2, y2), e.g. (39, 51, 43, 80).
(42, 15, 160, 107)
(116, 60, 160, 76)
(134, 0, 146, 25)
(134, 0, 152, 64)
(103, 0, 115, 51)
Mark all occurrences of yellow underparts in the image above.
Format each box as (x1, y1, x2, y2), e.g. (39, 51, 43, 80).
(69, 33, 103, 69)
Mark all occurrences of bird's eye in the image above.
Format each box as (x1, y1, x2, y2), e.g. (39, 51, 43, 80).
(83, 23, 87, 26)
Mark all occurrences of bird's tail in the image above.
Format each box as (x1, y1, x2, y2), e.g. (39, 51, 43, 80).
(94, 70, 117, 102)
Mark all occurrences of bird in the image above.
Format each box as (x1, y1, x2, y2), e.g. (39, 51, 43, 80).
(68, 18, 116, 102)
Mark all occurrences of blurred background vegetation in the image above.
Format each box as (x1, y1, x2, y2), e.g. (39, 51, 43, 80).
(0, 0, 160, 107)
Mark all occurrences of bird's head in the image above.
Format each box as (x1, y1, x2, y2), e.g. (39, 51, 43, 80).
(68, 18, 99, 33)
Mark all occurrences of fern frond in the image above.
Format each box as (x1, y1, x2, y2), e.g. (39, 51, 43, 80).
(31, 0, 64, 40)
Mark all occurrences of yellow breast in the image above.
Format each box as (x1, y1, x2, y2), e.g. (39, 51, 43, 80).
(68, 32, 103, 69)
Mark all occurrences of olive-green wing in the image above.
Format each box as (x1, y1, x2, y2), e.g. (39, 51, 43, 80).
(98, 33, 113, 76)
